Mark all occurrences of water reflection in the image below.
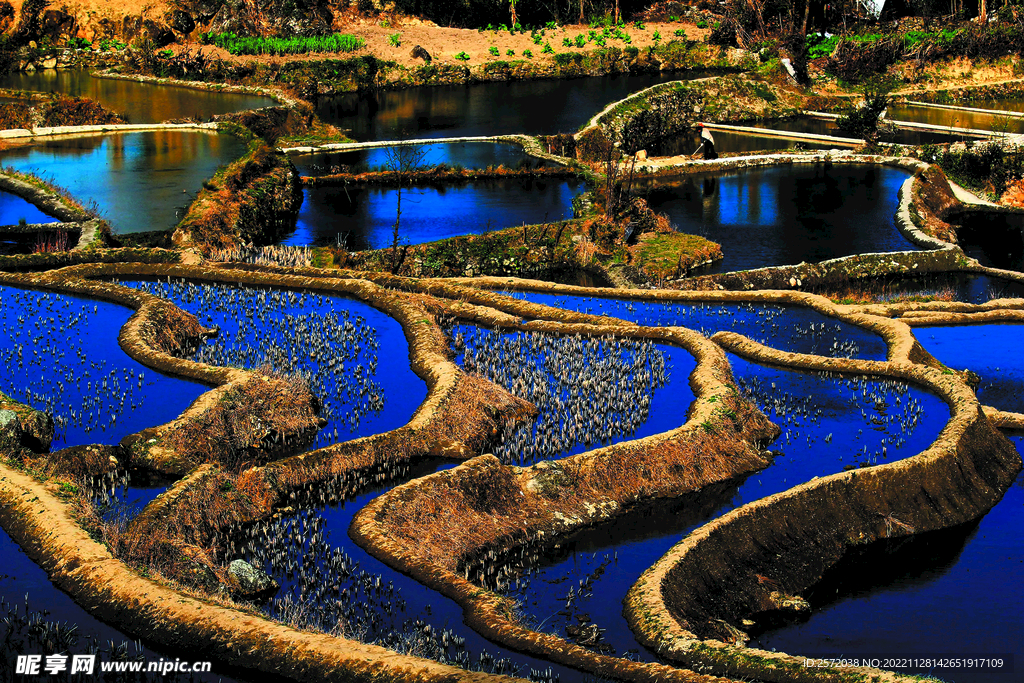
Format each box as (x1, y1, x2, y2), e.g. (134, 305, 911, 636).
(0, 69, 276, 123)
(0, 131, 247, 235)
(292, 142, 532, 176)
(318, 73, 685, 140)
(640, 164, 915, 272)
(287, 178, 581, 249)
(749, 465, 1023, 683)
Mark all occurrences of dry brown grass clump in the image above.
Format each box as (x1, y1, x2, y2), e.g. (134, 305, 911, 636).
(167, 371, 321, 471)
(371, 393, 774, 572)
(821, 282, 957, 305)
(138, 300, 210, 356)
(105, 465, 275, 590)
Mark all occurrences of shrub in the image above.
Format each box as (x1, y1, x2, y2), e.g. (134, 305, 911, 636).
(199, 31, 364, 56)
(489, 45, 499, 55)
(388, 32, 401, 47)
(454, 50, 470, 60)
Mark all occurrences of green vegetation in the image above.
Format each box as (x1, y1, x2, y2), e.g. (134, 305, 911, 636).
(199, 31, 365, 56)
(490, 46, 500, 55)
(455, 51, 471, 60)
(388, 32, 402, 47)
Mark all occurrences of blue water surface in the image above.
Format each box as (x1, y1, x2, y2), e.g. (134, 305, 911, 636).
(641, 164, 916, 273)
(118, 280, 427, 449)
(915, 324, 1024, 414)
(0, 132, 247, 235)
(500, 356, 948, 663)
(286, 178, 582, 250)
(0, 285, 208, 448)
(750, 437, 1023, 683)
(292, 142, 533, 176)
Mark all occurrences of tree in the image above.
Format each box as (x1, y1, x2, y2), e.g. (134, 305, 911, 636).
(382, 143, 427, 274)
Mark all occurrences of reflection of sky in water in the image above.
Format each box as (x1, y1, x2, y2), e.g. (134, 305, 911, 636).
(0, 191, 52, 224)
(293, 142, 531, 175)
(0, 132, 246, 234)
(642, 164, 915, 272)
(0, 285, 208, 448)
(286, 178, 581, 250)
(915, 324, 1024, 414)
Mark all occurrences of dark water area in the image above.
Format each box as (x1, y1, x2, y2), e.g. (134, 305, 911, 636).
(749, 445, 1024, 683)
(317, 73, 684, 140)
(638, 164, 915, 273)
(118, 280, 427, 450)
(953, 210, 1024, 273)
(286, 178, 581, 249)
(292, 142, 532, 176)
(915, 324, 1024, 414)
(505, 291, 889, 360)
(0, 285, 208, 448)
(888, 103, 1024, 136)
(448, 325, 696, 466)
(503, 356, 947, 662)
(102, 484, 168, 523)
(743, 116, 959, 146)
(0, 131, 247, 235)
(0, 70, 276, 123)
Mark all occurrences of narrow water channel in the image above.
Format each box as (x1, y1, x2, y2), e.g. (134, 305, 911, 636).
(292, 142, 535, 176)
(505, 291, 890, 360)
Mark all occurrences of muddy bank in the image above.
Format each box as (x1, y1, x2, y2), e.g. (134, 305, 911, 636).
(173, 141, 303, 251)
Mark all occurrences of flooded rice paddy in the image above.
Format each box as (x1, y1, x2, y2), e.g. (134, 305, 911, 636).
(0, 285, 208, 448)
(118, 279, 427, 449)
(287, 177, 582, 249)
(0, 69, 277, 123)
(640, 164, 916, 273)
(317, 73, 683, 140)
(0, 131, 247, 235)
(448, 325, 695, 466)
(485, 357, 947, 661)
(505, 291, 889, 360)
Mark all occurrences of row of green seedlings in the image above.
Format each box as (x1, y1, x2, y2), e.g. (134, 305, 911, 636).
(198, 31, 364, 56)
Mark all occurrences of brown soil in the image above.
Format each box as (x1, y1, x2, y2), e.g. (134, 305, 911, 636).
(165, 19, 708, 69)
